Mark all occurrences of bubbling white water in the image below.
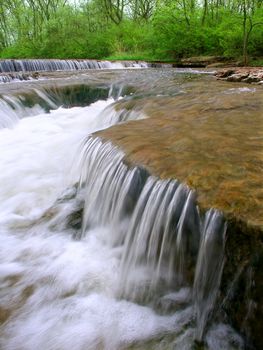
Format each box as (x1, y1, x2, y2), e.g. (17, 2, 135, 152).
(0, 99, 118, 221)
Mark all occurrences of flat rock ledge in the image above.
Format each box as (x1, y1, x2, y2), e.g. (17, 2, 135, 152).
(215, 68, 263, 84)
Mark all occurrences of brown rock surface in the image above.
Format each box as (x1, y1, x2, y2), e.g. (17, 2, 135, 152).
(97, 80, 263, 229)
(215, 68, 263, 84)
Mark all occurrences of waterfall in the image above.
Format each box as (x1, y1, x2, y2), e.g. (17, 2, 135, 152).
(77, 138, 148, 241)
(0, 72, 38, 83)
(0, 59, 149, 74)
(0, 94, 47, 129)
(0, 83, 145, 130)
(78, 137, 227, 341)
(0, 91, 60, 129)
(193, 209, 227, 341)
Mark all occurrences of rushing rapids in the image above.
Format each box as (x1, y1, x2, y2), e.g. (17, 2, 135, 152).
(1, 70, 260, 349)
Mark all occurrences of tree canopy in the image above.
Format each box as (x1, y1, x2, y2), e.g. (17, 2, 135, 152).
(0, 0, 262, 64)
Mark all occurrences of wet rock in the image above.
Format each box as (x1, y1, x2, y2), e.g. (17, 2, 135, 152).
(193, 339, 205, 349)
(215, 68, 263, 84)
(226, 74, 245, 82)
(215, 69, 236, 78)
(242, 75, 261, 83)
(32, 185, 85, 235)
(32, 71, 39, 79)
(220, 218, 263, 350)
(156, 288, 192, 314)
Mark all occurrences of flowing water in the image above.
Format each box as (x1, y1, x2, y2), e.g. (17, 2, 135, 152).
(0, 68, 260, 350)
(0, 59, 149, 73)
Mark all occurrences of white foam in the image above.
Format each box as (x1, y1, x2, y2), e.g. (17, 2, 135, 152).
(224, 87, 256, 94)
(0, 98, 117, 221)
(206, 324, 244, 350)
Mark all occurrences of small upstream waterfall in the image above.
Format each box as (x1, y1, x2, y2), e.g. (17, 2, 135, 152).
(0, 86, 244, 349)
(0, 59, 148, 74)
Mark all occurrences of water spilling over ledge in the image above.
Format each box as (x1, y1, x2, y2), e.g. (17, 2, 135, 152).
(74, 135, 261, 349)
(77, 137, 227, 344)
(0, 84, 115, 129)
(78, 136, 262, 349)
(0, 60, 211, 84)
(0, 59, 149, 74)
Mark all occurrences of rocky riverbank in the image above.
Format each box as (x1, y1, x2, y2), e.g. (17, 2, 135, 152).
(215, 68, 263, 84)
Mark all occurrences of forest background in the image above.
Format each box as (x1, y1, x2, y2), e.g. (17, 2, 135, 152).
(0, 0, 262, 65)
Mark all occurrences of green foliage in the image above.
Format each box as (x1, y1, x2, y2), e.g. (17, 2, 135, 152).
(39, 17, 113, 59)
(250, 58, 263, 67)
(106, 20, 155, 57)
(150, 7, 222, 59)
(248, 9, 263, 57)
(0, 0, 262, 63)
(215, 11, 244, 57)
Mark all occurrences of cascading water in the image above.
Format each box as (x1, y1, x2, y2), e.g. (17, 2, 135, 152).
(193, 210, 227, 342)
(0, 80, 244, 349)
(0, 84, 125, 129)
(0, 94, 47, 129)
(0, 59, 149, 74)
(77, 137, 233, 347)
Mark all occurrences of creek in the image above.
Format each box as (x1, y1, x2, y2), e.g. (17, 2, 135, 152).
(0, 63, 262, 350)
